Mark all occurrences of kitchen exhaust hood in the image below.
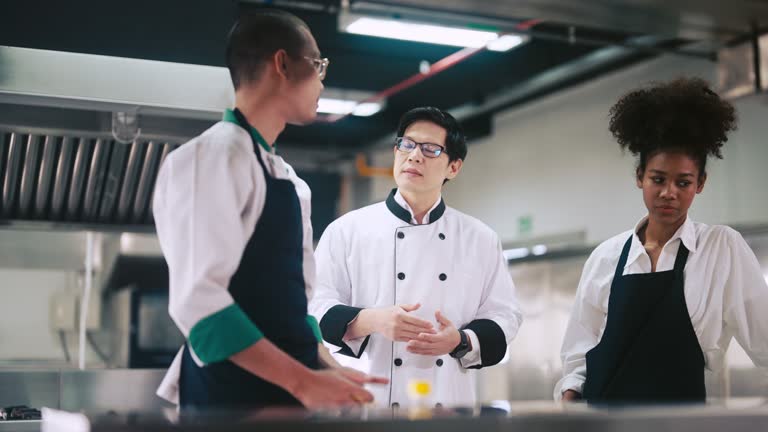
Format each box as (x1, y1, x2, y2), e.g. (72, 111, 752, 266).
(0, 45, 235, 120)
(0, 46, 237, 229)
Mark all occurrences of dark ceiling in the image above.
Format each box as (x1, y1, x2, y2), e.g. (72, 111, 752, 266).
(0, 0, 680, 151)
(2, 0, 761, 233)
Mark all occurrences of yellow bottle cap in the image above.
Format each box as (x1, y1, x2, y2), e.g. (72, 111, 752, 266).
(408, 379, 431, 397)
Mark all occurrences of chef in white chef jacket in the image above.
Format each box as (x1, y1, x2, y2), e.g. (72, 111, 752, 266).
(153, 10, 383, 410)
(310, 107, 523, 408)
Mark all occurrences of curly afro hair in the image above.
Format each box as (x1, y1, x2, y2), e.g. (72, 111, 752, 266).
(608, 77, 737, 178)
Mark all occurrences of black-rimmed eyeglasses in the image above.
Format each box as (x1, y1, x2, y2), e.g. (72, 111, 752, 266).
(395, 137, 446, 158)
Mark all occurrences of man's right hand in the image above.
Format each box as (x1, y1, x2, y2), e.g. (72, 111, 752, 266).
(561, 389, 582, 402)
(368, 303, 436, 342)
(291, 369, 376, 408)
(231, 338, 380, 409)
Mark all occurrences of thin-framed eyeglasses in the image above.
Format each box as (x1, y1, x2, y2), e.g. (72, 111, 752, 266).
(304, 56, 329, 81)
(395, 137, 446, 158)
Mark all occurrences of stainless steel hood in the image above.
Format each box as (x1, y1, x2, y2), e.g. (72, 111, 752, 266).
(0, 46, 350, 230)
(0, 45, 234, 120)
(0, 46, 233, 228)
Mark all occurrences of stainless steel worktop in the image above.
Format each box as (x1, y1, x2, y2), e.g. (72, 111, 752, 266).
(40, 399, 768, 432)
(0, 368, 170, 412)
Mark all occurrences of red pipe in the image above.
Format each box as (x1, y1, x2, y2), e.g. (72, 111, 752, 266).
(320, 18, 543, 123)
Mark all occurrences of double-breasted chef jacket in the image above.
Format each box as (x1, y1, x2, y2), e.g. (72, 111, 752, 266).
(310, 189, 523, 408)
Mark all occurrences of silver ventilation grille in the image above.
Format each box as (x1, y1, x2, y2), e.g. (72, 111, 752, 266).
(0, 131, 178, 226)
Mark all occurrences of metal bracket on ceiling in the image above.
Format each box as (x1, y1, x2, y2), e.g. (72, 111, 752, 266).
(717, 29, 768, 99)
(112, 111, 141, 144)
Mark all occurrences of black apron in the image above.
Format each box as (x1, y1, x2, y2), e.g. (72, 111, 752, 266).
(582, 236, 705, 404)
(179, 109, 319, 411)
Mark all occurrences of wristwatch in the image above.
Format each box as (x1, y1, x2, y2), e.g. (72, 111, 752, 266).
(449, 330, 471, 359)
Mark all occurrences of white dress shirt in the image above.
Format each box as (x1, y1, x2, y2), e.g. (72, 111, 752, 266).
(555, 216, 768, 400)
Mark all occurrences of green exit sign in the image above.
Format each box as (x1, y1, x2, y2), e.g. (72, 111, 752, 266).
(518, 215, 533, 236)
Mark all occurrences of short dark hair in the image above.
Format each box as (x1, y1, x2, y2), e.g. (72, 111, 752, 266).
(226, 10, 311, 89)
(609, 77, 737, 179)
(397, 107, 467, 162)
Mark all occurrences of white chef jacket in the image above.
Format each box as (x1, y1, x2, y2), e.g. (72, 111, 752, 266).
(152, 119, 317, 405)
(556, 216, 768, 400)
(310, 189, 523, 408)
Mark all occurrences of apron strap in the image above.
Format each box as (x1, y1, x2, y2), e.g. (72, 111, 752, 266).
(232, 108, 270, 175)
(615, 234, 689, 282)
(672, 240, 690, 278)
(613, 236, 633, 282)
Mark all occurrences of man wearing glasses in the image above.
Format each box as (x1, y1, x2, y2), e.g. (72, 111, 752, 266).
(154, 10, 384, 411)
(310, 107, 522, 408)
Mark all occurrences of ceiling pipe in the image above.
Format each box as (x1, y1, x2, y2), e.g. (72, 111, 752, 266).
(346, 21, 543, 178)
(320, 18, 543, 124)
(354, 153, 392, 177)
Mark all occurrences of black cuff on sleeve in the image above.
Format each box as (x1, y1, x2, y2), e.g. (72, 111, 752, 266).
(462, 319, 507, 369)
(319, 305, 370, 358)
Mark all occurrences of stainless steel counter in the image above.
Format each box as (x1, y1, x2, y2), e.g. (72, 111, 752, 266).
(0, 369, 170, 412)
(0, 420, 39, 432)
(40, 400, 768, 432)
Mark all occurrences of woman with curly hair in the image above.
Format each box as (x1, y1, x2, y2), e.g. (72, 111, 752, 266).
(556, 77, 768, 404)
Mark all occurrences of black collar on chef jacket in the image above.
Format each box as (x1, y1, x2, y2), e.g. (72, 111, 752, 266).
(385, 188, 446, 225)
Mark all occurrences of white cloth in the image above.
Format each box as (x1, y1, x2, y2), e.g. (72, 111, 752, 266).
(555, 216, 768, 400)
(152, 121, 315, 405)
(310, 191, 523, 407)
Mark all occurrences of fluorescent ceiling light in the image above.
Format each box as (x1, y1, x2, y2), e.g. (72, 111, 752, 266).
(317, 98, 356, 115)
(345, 17, 525, 52)
(487, 34, 526, 52)
(317, 98, 383, 117)
(351, 102, 383, 117)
